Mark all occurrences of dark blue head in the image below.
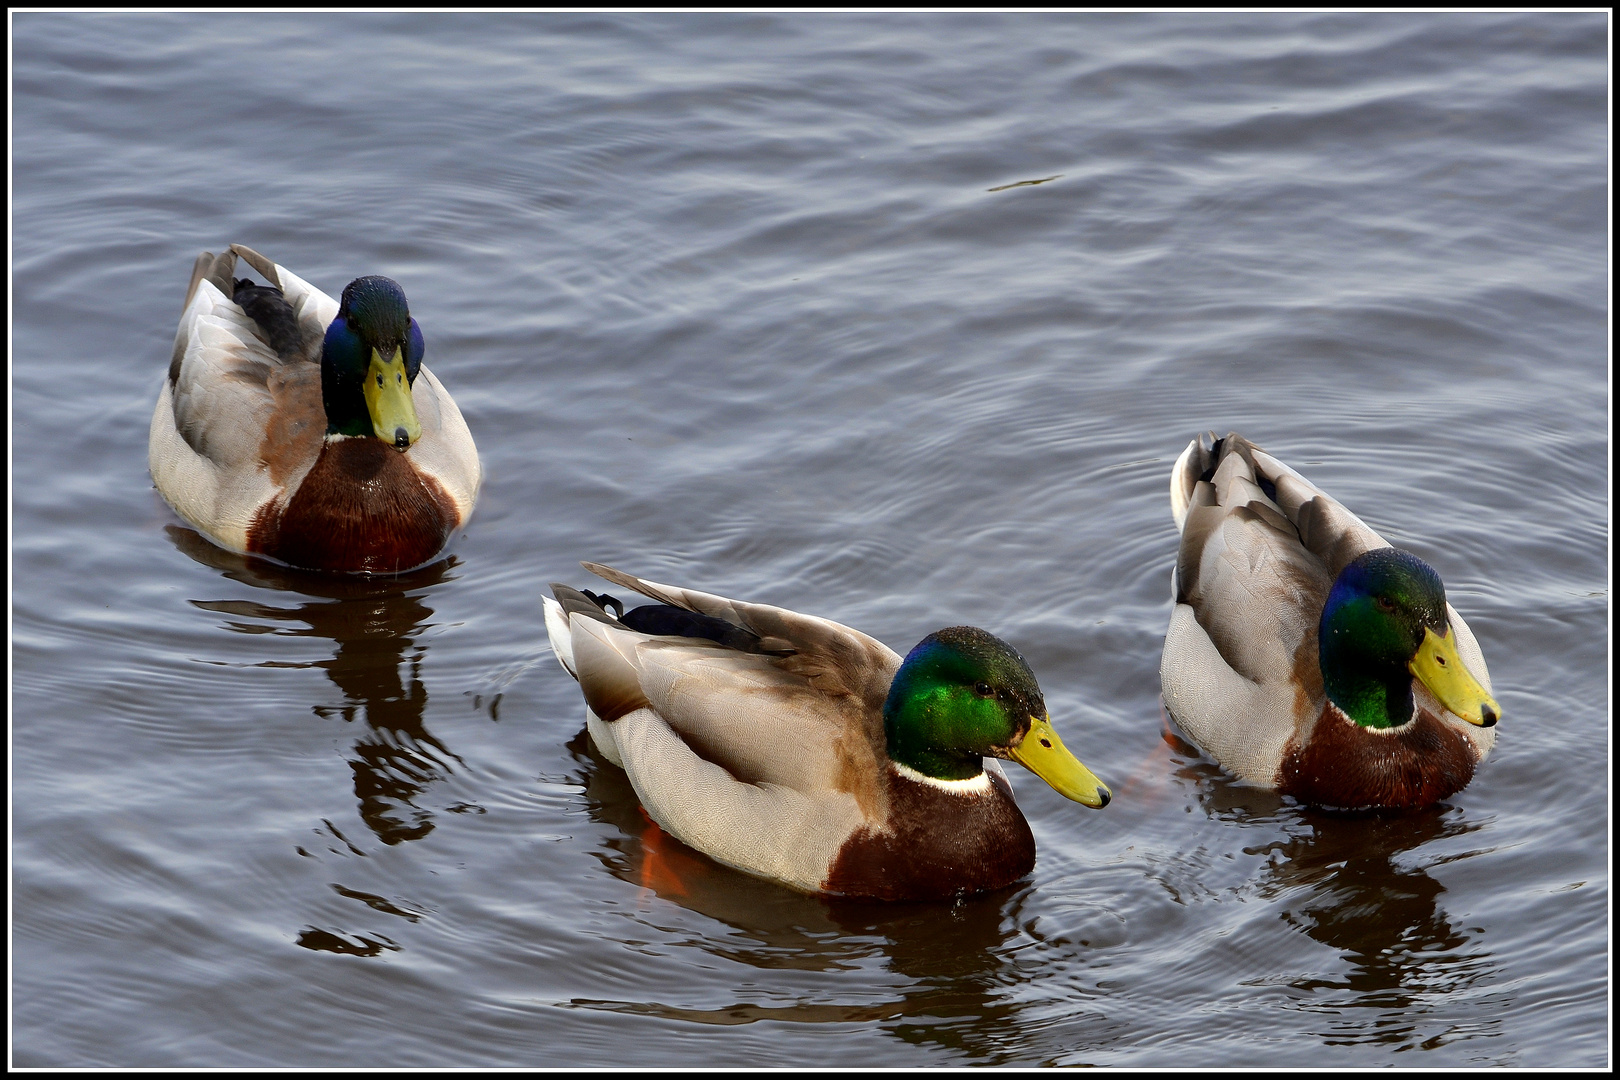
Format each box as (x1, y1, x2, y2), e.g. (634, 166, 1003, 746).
(1320, 548, 1499, 729)
(320, 276, 424, 447)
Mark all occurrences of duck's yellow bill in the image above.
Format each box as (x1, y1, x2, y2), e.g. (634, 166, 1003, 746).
(1009, 715, 1111, 808)
(365, 347, 422, 449)
(1409, 626, 1500, 727)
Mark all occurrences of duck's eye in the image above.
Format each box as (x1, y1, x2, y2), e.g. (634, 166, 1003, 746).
(1375, 595, 1395, 612)
(974, 682, 994, 697)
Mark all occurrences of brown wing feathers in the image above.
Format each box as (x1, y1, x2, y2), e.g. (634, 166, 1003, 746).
(564, 564, 903, 724)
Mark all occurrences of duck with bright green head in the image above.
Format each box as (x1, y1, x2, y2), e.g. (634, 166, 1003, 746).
(1160, 432, 1500, 810)
(149, 245, 480, 573)
(544, 563, 1110, 900)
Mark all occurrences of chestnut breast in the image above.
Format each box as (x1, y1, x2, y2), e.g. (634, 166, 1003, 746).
(823, 767, 1035, 901)
(1279, 703, 1480, 810)
(250, 437, 458, 573)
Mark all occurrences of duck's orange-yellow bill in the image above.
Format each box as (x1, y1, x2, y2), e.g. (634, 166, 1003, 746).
(1009, 715, 1111, 807)
(365, 347, 421, 448)
(1409, 626, 1501, 727)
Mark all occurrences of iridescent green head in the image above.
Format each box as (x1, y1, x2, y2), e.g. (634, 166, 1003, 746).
(882, 626, 1109, 807)
(321, 275, 424, 448)
(1319, 548, 1500, 730)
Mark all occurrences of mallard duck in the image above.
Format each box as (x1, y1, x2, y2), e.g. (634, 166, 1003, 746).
(543, 563, 1111, 901)
(1160, 432, 1500, 810)
(149, 245, 480, 573)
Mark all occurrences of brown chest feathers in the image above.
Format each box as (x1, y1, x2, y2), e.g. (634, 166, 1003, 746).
(823, 766, 1035, 901)
(1279, 703, 1480, 810)
(249, 438, 458, 573)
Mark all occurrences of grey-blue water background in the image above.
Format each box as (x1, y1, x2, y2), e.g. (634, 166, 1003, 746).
(10, 11, 1609, 1068)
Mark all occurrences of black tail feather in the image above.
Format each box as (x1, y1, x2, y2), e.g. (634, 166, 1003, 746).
(552, 581, 774, 654)
(232, 278, 307, 363)
(619, 604, 768, 653)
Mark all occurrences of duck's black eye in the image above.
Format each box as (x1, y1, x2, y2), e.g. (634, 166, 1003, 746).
(1375, 595, 1396, 612)
(974, 682, 994, 697)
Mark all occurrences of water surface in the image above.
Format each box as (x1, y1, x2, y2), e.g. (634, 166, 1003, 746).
(11, 11, 1609, 1067)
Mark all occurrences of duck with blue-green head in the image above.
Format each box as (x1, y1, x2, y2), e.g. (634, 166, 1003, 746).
(544, 563, 1110, 900)
(1160, 432, 1500, 809)
(150, 244, 480, 573)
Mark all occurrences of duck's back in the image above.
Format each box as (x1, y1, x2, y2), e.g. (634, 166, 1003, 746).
(1161, 434, 1387, 782)
(150, 248, 336, 551)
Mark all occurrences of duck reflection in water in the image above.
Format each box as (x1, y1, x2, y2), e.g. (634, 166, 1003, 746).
(1165, 726, 1500, 1048)
(1261, 808, 1496, 1041)
(564, 728, 1042, 1061)
(166, 524, 461, 846)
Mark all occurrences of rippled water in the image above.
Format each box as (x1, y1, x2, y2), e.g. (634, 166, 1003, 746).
(11, 11, 1609, 1067)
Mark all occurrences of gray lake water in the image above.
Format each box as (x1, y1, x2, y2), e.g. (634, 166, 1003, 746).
(10, 11, 1609, 1068)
